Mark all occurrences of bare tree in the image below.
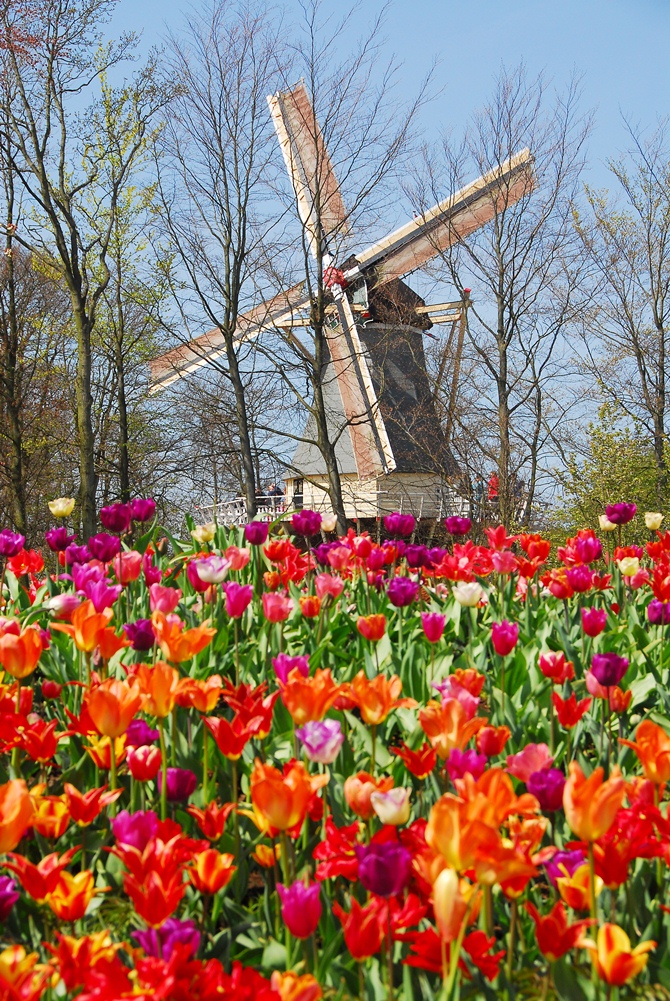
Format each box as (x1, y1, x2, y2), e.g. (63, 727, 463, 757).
(415, 66, 591, 526)
(575, 120, 670, 506)
(153, 1, 287, 521)
(0, 0, 167, 535)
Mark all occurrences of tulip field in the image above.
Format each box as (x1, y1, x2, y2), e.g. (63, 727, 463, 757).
(2, 501, 670, 1000)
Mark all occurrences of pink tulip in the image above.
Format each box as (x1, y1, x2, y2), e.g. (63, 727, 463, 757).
(225, 545, 251, 571)
(506, 742, 554, 782)
(581, 607, 606, 637)
(315, 574, 345, 600)
(491, 620, 519, 657)
(262, 591, 294, 622)
(491, 550, 517, 574)
(149, 583, 182, 615)
(421, 612, 446, 643)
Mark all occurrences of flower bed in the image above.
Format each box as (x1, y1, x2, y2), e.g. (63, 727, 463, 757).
(0, 501, 669, 1000)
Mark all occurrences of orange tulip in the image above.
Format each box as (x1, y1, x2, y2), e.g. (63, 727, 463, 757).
(44, 931, 122, 993)
(454, 768, 540, 829)
(0, 627, 43, 680)
(84, 735, 126, 770)
(299, 595, 321, 618)
(249, 758, 326, 834)
(186, 800, 234, 840)
(88, 678, 142, 738)
(189, 849, 236, 894)
(252, 844, 281, 867)
(563, 761, 625, 841)
(556, 863, 602, 911)
(0, 946, 51, 1001)
(356, 614, 386, 641)
(581, 924, 655, 986)
(433, 868, 478, 942)
(47, 870, 104, 922)
(136, 661, 181, 718)
(343, 771, 394, 820)
(620, 719, 670, 786)
(419, 699, 487, 759)
(279, 668, 341, 726)
(51, 600, 113, 653)
(345, 670, 416, 725)
(0, 779, 34, 852)
(151, 610, 216, 663)
(64, 784, 121, 826)
(31, 792, 69, 839)
(270, 971, 323, 1001)
(96, 627, 130, 661)
(176, 674, 223, 712)
(426, 793, 498, 872)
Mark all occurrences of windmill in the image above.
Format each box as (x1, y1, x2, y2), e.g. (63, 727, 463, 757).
(150, 82, 535, 523)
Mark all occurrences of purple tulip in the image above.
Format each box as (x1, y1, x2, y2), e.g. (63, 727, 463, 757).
(45, 526, 76, 553)
(387, 576, 419, 607)
(648, 599, 670, 625)
(545, 849, 585, 887)
(605, 503, 637, 526)
(383, 512, 415, 537)
(99, 502, 132, 534)
(244, 521, 269, 546)
(88, 533, 122, 562)
(158, 767, 198, 802)
(0, 529, 24, 558)
(565, 564, 594, 593)
(64, 543, 91, 566)
(591, 652, 629, 688)
(444, 516, 471, 536)
(296, 719, 344, 764)
(445, 747, 487, 783)
(354, 842, 412, 897)
(575, 535, 603, 563)
(111, 809, 159, 850)
(71, 562, 105, 590)
(277, 881, 322, 939)
(383, 538, 406, 559)
(291, 509, 322, 537)
(272, 653, 310, 684)
(130, 498, 156, 523)
(133, 917, 200, 961)
(126, 718, 159, 746)
(312, 542, 340, 565)
(527, 767, 566, 812)
(0, 874, 19, 921)
(81, 578, 122, 613)
(491, 620, 519, 657)
(123, 618, 156, 651)
(427, 547, 447, 566)
(405, 544, 431, 569)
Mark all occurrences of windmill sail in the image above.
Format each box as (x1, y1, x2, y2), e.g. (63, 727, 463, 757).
(148, 284, 309, 392)
(326, 294, 395, 479)
(353, 148, 534, 284)
(268, 83, 348, 257)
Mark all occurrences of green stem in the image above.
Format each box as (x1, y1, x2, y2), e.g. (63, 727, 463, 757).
(202, 722, 208, 802)
(171, 706, 177, 767)
(506, 898, 517, 984)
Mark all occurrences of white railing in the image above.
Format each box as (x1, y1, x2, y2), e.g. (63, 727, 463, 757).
(194, 496, 286, 525)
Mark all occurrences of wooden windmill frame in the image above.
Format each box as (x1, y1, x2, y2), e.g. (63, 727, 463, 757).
(150, 82, 535, 523)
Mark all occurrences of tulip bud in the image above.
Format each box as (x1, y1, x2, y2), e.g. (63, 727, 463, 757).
(433, 868, 463, 941)
(41, 679, 62, 699)
(452, 581, 483, 607)
(320, 513, 338, 533)
(370, 786, 411, 825)
(645, 511, 663, 531)
(599, 515, 617, 532)
(618, 556, 639, 577)
(191, 523, 216, 544)
(48, 497, 75, 518)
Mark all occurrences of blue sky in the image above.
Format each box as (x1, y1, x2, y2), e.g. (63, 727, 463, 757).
(110, 0, 670, 190)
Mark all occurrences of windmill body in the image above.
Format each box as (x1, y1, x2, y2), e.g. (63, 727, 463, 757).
(149, 82, 535, 523)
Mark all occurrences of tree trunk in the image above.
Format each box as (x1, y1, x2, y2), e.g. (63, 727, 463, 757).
(655, 322, 667, 507)
(224, 328, 256, 519)
(496, 303, 512, 526)
(3, 231, 26, 535)
(116, 339, 130, 502)
(74, 307, 97, 537)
